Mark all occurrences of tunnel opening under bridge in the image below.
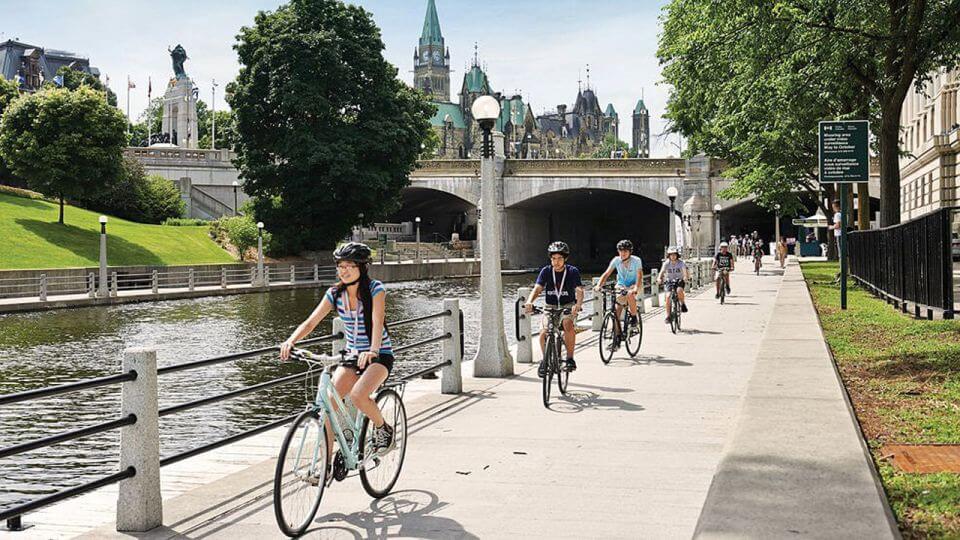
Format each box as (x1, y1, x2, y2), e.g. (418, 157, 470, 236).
(504, 188, 669, 272)
(389, 187, 478, 243)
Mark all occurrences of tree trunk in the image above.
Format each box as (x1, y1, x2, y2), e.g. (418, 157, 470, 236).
(857, 182, 870, 229)
(58, 194, 64, 224)
(878, 107, 902, 226)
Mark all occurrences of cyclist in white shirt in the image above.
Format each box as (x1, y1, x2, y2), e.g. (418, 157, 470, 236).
(594, 239, 643, 350)
(658, 247, 690, 324)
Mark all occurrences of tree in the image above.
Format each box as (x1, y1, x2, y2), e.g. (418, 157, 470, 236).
(0, 87, 127, 223)
(0, 77, 20, 185)
(229, 0, 434, 254)
(198, 109, 237, 150)
(46, 66, 118, 107)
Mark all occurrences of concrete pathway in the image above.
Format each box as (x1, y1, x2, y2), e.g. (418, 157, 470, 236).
(57, 258, 894, 539)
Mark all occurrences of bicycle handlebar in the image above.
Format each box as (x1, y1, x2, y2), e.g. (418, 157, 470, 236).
(289, 348, 359, 369)
(529, 305, 573, 315)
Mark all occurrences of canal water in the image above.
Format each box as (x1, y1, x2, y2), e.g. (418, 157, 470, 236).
(0, 274, 549, 512)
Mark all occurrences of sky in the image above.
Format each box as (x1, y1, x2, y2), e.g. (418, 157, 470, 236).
(1, 0, 683, 156)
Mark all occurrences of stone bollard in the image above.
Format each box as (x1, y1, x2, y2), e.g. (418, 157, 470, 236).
(650, 270, 661, 308)
(188, 268, 195, 291)
(117, 348, 162, 532)
(221, 267, 227, 289)
(313, 264, 319, 283)
(151, 270, 158, 294)
(250, 267, 257, 286)
(39, 274, 47, 302)
(638, 273, 647, 314)
(264, 266, 271, 286)
(516, 287, 533, 364)
(331, 318, 346, 355)
(591, 277, 603, 331)
(88, 272, 96, 298)
(290, 265, 296, 284)
(111, 272, 118, 297)
(441, 299, 462, 394)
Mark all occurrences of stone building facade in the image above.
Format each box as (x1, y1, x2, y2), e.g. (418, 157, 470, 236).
(898, 67, 960, 221)
(0, 39, 99, 92)
(633, 99, 650, 158)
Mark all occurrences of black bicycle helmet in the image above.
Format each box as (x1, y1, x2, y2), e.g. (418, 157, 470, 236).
(333, 242, 372, 263)
(616, 239, 633, 251)
(547, 241, 570, 257)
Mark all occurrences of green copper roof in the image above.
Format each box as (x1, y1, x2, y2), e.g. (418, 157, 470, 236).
(462, 65, 490, 94)
(420, 0, 444, 46)
(496, 96, 526, 131)
(633, 99, 647, 114)
(428, 101, 466, 129)
(604, 103, 618, 118)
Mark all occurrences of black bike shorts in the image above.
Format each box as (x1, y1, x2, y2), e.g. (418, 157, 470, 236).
(664, 280, 686, 291)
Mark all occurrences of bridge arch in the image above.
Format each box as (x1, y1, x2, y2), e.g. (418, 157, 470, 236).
(391, 186, 478, 243)
(504, 176, 681, 209)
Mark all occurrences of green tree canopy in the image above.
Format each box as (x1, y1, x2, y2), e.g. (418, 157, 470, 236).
(591, 133, 630, 158)
(0, 87, 127, 223)
(46, 66, 118, 107)
(0, 77, 20, 185)
(229, 0, 434, 253)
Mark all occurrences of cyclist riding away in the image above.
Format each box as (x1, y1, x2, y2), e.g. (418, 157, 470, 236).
(713, 241, 735, 298)
(524, 241, 584, 376)
(658, 247, 690, 324)
(752, 240, 764, 273)
(279, 242, 395, 452)
(594, 239, 643, 350)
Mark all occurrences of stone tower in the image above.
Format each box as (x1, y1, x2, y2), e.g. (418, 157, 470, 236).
(413, 0, 450, 101)
(632, 98, 650, 158)
(161, 45, 198, 149)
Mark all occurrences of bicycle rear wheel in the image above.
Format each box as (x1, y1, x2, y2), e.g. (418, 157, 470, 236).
(542, 336, 555, 407)
(598, 312, 616, 364)
(556, 338, 569, 395)
(719, 279, 726, 304)
(274, 410, 327, 537)
(624, 310, 642, 357)
(359, 388, 408, 499)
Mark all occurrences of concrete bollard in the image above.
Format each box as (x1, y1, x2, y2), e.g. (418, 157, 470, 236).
(441, 299, 462, 394)
(188, 268, 195, 291)
(116, 348, 162, 532)
(221, 267, 227, 289)
(265, 266, 271, 286)
(638, 273, 647, 314)
(331, 318, 346, 355)
(290, 265, 296, 284)
(313, 264, 319, 283)
(38, 274, 47, 302)
(151, 270, 158, 294)
(88, 272, 96, 298)
(650, 270, 661, 308)
(516, 287, 533, 364)
(111, 272, 118, 297)
(591, 277, 603, 331)
(250, 267, 257, 286)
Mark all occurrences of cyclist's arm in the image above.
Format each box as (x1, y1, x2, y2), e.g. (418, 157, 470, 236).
(573, 286, 584, 313)
(367, 289, 386, 355)
(596, 265, 615, 288)
(526, 284, 544, 306)
(281, 295, 334, 359)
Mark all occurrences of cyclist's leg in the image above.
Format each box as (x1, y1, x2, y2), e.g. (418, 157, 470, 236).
(613, 302, 623, 335)
(626, 290, 638, 318)
(561, 317, 576, 367)
(329, 367, 361, 452)
(677, 287, 686, 305)
(348, 364, 389, 427)
(664, 284, 672, 321)
(538, 327, 547, 354)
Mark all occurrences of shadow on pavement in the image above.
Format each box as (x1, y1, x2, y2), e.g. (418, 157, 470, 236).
(681, 328, 723, 335)
(312, 489, 479, 539)
(548, 390, 645, 414)
(606, 354, 693, 368)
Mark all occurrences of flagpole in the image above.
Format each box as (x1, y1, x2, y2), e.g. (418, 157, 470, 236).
(146, 77, 152, 147)
(126, 76, 131, 141)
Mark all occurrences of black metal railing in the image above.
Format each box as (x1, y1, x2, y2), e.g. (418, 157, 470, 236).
(849, 207, 954, 317)
(0, 307, 460, 530)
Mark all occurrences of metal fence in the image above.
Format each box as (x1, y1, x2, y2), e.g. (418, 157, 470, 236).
(0, 301, 464, 531)
(848, 207, 954, 317)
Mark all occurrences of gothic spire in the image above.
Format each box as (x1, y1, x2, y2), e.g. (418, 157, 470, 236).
(420, 0, 443, 47)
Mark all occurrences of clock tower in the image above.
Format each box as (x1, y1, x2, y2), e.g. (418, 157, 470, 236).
(413, 0, 450, 102)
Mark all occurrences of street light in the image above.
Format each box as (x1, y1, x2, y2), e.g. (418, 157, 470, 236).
(231, 180, 239, 216)
(774, 203, 782, 244)
(98, 216, 108, 297)
(470, 94, 512, 377)
(256, 221, 265, 286)
(666, 186, 679, 254)
(415, 216, 422, 263)
(714, 203, 722, 252)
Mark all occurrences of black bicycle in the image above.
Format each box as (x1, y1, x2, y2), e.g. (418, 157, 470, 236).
(664, 279, 682, 334)
(715, 268, 730, 304)
(598, 285, 642, 363)
(530, 305, 572, 407)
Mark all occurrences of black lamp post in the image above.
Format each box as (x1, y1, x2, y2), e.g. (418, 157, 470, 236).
(232, 181, 239, 216)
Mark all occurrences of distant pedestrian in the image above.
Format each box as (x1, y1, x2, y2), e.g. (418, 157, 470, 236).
(776, 237, 787, 268)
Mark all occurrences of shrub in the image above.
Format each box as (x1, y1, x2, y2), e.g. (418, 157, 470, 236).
(79, 158, 184, 224)
(210, 215, 271, 261)
(140, 175, 185, 223)
(163, 217, 209, 226)
(0, 184, 50, 201)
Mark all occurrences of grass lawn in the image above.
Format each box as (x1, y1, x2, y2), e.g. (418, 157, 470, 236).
(1, 192, 235, 269)
(801, 261, 960, 539)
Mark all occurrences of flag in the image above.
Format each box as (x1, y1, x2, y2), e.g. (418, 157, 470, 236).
(148, 76, 152, 98)
(127, 76, 135, 90)
(53, 75, 64, 87)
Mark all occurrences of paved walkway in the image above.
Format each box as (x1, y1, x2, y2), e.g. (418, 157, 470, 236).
(48, 258, 894, 539)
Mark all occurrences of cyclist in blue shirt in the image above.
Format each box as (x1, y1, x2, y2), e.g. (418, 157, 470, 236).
(594, 239, 643, 350)
(523, 241, 584, 376)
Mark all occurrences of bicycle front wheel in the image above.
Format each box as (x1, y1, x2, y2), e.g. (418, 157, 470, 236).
(359, 388, 408, 499)
(542, 336, 555, 407)
(556, 339, 569, 395)
(598, 312, 616, 364)
(274, 410, 327, 537)
(625, 311, 642, 357)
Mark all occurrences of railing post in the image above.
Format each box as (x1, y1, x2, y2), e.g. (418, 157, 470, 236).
(88, 272, 96, 298)
(313, 264, 319, 283)
(650, 270, 661, 308)
(250, 267, 257, 286)
(290, 265, 295, 284)
(591, 277, 602, 331)
(111, 272, 118, 297)
(117, 348, 162, 532)
(38, 274, 47, 302)
(638, 272, 647, 314)
(265, 266, 271, 286)
(188, 268, 195, 291)
(441, 299, 462, 394)
(151, 270, 158, 294)
(221, 267, 227, 289)
(332, 318, 346, 354)
(516, 287, 533, 364)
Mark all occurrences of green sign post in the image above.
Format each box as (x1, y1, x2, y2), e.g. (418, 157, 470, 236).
(819, 120, 870, 310)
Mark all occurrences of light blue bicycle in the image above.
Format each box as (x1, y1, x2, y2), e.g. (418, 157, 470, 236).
(273, 348, 408, 537)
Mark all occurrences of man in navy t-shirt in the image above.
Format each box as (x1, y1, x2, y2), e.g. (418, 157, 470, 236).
(523, 241, 584, 376)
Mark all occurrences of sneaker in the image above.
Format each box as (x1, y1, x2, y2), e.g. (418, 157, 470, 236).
(681, 303, 689, 313)
(565, 358, 577, 371)
(726, 284, 731, 294)
(715, 292, 720, 299)
(664, 316, 671, 324)
(373, 423, 394, 452)
(538, 361, 546, 378)
(606, 337, 620, 352)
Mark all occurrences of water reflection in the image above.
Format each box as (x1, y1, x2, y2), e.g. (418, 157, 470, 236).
(0, 274, 537, 511)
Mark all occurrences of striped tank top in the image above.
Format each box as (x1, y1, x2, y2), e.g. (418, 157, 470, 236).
(324, 280, 393, 355)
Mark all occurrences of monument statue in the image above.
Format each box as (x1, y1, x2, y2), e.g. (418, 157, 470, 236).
(168, 44, 188, 79)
